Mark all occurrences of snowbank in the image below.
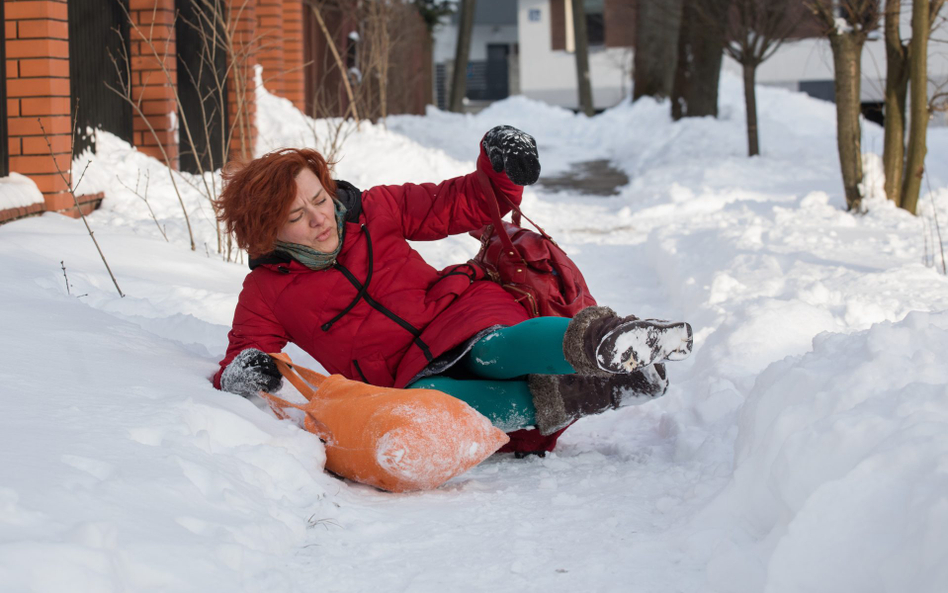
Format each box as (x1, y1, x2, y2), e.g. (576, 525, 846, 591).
(702, 312, 948, 592)
(0, 172, 44, 211)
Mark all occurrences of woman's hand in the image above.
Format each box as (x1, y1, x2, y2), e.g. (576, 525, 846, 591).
(482, 125, 541, 186)
(220, 348, 283, 398)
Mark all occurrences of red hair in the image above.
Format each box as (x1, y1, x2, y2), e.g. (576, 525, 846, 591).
(215, 148, 338, 256)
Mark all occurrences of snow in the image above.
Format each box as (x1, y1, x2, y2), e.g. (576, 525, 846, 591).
(0, 172, 45, 211)
(2, 72, 948, 592)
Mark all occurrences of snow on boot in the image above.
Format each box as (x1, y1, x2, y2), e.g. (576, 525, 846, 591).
(596, 319, 692, 373)
(563, 306, 692, 375)
(528, 365, 668, 435)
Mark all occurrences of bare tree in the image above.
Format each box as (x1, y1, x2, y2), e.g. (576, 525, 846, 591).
(882, 0, 945, 212)
(108, 0, 275, 259)
(883, 0, 911, 205)
(809, 0, 881, 212)
(106, 3, 196, 251)
(672, 0, 731, 120)
(901, 0, 936, 214)
(307, 0, 428, 125)
(39, 115, 124, 297)
(633, 0, 683, 101)
(715, 0, 804, 155)
(449, 0, 476, 112)
(572, 0, 594, 115)
(305, 0, 361, 126)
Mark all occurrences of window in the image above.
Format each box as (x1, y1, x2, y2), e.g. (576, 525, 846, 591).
(551, 0, 607, 52)
(585, 0, 604, 47)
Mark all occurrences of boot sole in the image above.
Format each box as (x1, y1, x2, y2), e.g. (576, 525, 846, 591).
(597, 320, 693, 373)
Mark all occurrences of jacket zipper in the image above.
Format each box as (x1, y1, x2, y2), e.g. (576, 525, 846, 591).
(352, 359, 369, 383)
(322, 224, 434, 363)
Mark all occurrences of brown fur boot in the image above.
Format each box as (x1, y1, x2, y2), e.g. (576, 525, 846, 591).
(528, 364, 668, 435)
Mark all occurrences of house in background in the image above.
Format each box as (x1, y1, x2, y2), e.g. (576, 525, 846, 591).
(432, 0, 520, 110)
(516, 0, 634, 111)
(432, 0, 635, 112)
(515, 0, 948, 124)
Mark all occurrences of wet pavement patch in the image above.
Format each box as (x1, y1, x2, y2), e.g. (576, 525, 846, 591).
(537, 160, 630, 196)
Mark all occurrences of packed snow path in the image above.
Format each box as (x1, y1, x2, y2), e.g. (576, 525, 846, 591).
(2, 76, 947, 592)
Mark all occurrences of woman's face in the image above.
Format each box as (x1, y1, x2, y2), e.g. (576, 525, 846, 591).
(276, 168, 339, 253)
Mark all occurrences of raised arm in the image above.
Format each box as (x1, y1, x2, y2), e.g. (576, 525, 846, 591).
(366, 126, 540, 241)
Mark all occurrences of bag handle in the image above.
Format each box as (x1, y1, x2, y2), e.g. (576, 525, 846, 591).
(476, 171, 556, 254)
(476, 170, 522, 261)
(258, 352, 333, 442)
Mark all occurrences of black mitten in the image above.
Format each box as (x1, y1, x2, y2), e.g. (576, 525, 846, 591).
(482, 125, 541, 186)
(220, 348, 283, 398)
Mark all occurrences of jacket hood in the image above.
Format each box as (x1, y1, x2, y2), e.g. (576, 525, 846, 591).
(248, 179, 363, 270)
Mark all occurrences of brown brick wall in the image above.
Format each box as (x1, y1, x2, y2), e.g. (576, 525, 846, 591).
(4, 0, 73, 212)
(128, 0, 178, 168)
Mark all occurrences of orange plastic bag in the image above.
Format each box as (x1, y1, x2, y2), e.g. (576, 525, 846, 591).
(259, 353, 510, 492)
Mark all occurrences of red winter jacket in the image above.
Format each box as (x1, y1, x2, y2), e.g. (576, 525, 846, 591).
(213, 144, 531, 390)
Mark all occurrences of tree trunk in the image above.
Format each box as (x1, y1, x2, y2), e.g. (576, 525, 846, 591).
(883, 0, 908, 206)
(901, 0, 930, 215)
(449, 0, 476, 113)
(672, 0, 728, 119)
(670, 0, 691, 120)
(633, 0, 683, 101)
(743, 62, 759, 156)
(572, 0, 594, 115)
(829, 32, 865, 211)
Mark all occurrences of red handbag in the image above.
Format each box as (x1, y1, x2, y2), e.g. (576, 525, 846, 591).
(468, 171, 597, 318)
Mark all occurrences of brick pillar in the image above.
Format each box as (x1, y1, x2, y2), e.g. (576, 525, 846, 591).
(227, 0, 257, 162)
(4, 0, 74, 212)
(256, 0, 284, 95)
(129, 0, 178, 168)
(282, 0, 305, 112)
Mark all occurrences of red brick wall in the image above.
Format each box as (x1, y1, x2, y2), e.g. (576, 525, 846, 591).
(227, 0, 257, 162)
(257, 0, 285, 94)
(128, 0, 178, 168)
(283, 0, 305, 111)
(4, 0, 73, 211)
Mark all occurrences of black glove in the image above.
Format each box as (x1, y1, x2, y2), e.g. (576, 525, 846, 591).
(482, 125, 541, 186)
(220, 348, 283, 398)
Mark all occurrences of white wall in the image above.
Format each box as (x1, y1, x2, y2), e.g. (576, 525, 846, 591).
(517, 0, 632, 110)
(433, 23, 519, 63)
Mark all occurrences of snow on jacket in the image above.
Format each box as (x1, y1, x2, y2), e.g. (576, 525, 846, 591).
(213, 144, 531, 390)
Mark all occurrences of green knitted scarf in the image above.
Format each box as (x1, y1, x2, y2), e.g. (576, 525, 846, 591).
(274, 200, 347, 271)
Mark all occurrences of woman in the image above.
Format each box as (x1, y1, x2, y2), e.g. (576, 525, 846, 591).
(213, 125, 693, 453)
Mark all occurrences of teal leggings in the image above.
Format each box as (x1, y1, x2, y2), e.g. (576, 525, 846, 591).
(407, 317, 574, 432)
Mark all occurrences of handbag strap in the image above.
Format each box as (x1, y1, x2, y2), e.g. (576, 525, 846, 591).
(475, 171, 555, 250)
(258, 352, 333, 441)
(505, 200, 553, 241)
(476, 170, 523, 262)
